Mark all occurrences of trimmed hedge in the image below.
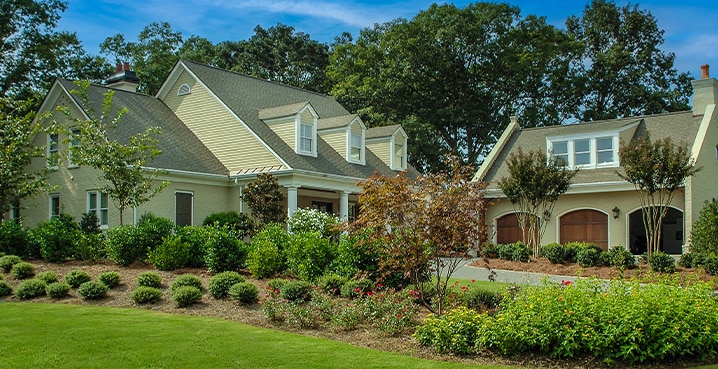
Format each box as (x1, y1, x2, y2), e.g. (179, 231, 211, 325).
(77, 281, 108, 300)
(65, 270, 92, 288)
(208, 271, 245, 298)
(15, 279, 46, 299)
(131, 286, 163, 304)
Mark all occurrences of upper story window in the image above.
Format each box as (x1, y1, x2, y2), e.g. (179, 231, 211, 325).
(350, 133, 362, 161)
(393, 141, 406, 170)
(68, 129, 81, 167)
(48, 133, 59, 168)
(547, 134, 617, 169)
(299, 122, 313, 153)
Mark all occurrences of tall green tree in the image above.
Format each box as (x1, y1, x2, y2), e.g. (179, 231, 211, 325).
(1, 0, 108, 102)
(100, 22, 184, 95)
(0, 98, 55, 222)
(58, 81, 168, 225)
(215, 24, 331, 93)
(328, 3, 578, 173)
(498, 148, 578, 255)
(618, 136, 701, 256)
(566, 0, 692, 122)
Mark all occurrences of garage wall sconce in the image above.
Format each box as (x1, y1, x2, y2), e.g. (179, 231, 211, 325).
(612, 206, 620, 219)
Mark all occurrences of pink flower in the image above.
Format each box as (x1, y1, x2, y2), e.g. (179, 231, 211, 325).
(377, 283, 383, 288)
(409, 290, 415, 296)
(397, 314, 403, 319)
(366, 291, 373, 296)
(354, 287, 360, 293)
(471, 279, 476, 283)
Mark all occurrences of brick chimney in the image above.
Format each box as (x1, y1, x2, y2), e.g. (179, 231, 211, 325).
(103, 62, 140, 92)
(691, 64, 718, 115)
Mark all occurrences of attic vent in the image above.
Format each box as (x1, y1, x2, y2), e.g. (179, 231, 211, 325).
(177, 84, 191, 96)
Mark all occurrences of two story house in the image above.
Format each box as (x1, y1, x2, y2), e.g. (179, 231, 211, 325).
(473, 65, 718, 254)
(14, 60, 417, 228)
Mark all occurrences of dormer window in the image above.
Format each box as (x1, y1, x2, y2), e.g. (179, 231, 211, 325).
(393, 142, 405, 170)
(350, 133, 362, 160)
(347, 118, 365, 164)
(299, 121, 313, 153)
(547, 134, 618, 169)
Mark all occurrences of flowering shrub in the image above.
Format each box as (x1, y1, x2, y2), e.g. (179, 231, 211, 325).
(287, 208, 339, 239)
(340, 279, 375, 299)
(316, 273, 347, 295)
(357, 289, 418, 335)
(414, 307, 485, 354)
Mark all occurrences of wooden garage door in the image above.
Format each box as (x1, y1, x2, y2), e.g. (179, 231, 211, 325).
(560, 209, 608, 250)
(496, 213, 537, 245)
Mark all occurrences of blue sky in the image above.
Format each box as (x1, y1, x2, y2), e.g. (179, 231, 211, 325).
(57, 0, 717, 77)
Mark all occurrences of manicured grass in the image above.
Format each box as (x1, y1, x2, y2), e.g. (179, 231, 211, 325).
(0, 303, 519, 369)
(446, 278, 510, 293)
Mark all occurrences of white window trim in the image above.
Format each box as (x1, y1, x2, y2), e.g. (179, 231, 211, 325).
(347, 121, 366, 165)
(47, 133, 59, 169)
(68, 129, 81, 168)
(87, 191, 109, 229)
(391, 133, 407, 171)
(175, 191, 194, 226)
(177, 83, 191, 96)
(546, 133, 619, 169)
(49, 194, 60, 220)
(295, 113, 317, 157)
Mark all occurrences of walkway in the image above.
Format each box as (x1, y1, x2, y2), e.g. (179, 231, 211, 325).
(450, 258, 579, 286)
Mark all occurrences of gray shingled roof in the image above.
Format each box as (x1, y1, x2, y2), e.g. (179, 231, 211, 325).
(58, 79, 229, 176)
(480, 111, 702, 189)
(258, 102, 310, 120)
(318, 115, 356, 130)
(182, 60, 420, 179)
(366, 124, 402, 139)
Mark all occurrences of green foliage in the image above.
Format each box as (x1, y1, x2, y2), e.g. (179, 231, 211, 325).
(702, 255, 718, 276)
(79, 212, 101, 234)
(171, 274, 202, 292)
(45, 282, 71, 298)
(414, 307, 485, 354)
(266, 278, 290, 292)
(279, 280, 312, 302)
(331, 232, 378, 279)
(316, 274, 348, 295)
(136, 213, 175, 251)
(172, 285, 202, 307)
(576, 245, 603, 267)
(605, 246, 636, 270)
(678, 252, 699, 268)
(228, 282, 259, 304)
(0, 254, 22, 273)
(148, 234, 191, 271)
(173, 226, 208, 268)
(340, 279, 375, 299)
(619, 136, 700, 255)
(648, 251, 676, 273)
(33, 214, 80, 263)
(246, 238, 283, 279)
(73, 232, 105, 262)
(105, 226, 143, 266)
(0, 280, 12, 297)
(203, 225, 247, 273)
(498, 148, 577, 253)
(690, 200, 718, 256)
(64, 269, 92, 288)
(208, 271, 245, 298)
(98, 271, 121, 288)
(77, 281, 108, 300)
(285, 231, 335, 281)
(287, 208, 339, 239)
(15, 278, 46, 299)
(36, 271, 58, 284)
(540, 243, 566, 264)
(241, 173, 285, 227)
(131, 286, 163, 304)
(202, 211, 254, 236)
(495, 241, 531, 262)
(11, 261, 35, 279)
(137, 272, 162, 288)
(462, 288, 501, 311)
(0, 221, 30, 258)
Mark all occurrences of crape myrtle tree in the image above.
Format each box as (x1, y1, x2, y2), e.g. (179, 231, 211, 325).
(498, 148, 578, 256)
(0, 98, 56, 222)
(241, 173, 286, 228)
(58, 81, 168, 225)
(350, 157, 488, 314)
(618, 136, 701, 256)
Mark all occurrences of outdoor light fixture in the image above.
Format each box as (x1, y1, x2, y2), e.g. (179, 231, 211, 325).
(612, 206, 620, 219)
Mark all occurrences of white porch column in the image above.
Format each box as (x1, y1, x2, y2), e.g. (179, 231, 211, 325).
(286, 186, 299, 218)
(339, 191, 350, 221)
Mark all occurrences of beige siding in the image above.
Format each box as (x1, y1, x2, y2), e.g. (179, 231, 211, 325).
(162, 70, 282, 172)
(300, 109, 314, 124)
(685, 111, 718, 243)
(367, 140, 391, 167)
(269, 119, 296, 151)
(319, 130, 346, 159)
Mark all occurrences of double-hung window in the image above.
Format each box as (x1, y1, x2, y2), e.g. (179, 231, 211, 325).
(299, 122, 313, 153)
(69, 129, 81, 167)
(548, 134, 618, 169)
(88, 191, 109, 227)
(48, 133, 59, 168)
(350, 133, 362, 161)
(49, 195, 60, 219)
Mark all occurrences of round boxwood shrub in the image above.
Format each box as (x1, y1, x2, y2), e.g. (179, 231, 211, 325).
(171, 274, 203, 292)
(316, 273, 348, 295)
(648, 251, 676, 273)
(172, 285, 202, 307)
(98, 271, 121, 289)
(208, 271, 245, 298)
(36, 270, 59, 284)
(463, 288, 502, 311)
(702, 255, 718, 276)
(46, 282, 71, 298)
(605, 246, 636, 270)
(541, 243, 566, 264)
(131, 286, 163, 304)
(340, 279, 375, 299)
(0, 280, 12, 297)
(576, 246, 603, 267)
(15, 279, 46, 299)
(77, 281, 108, 300)
(279, 280, 313, 301)
(678, 252, 700, 268)
(65, 270, 92, 288)
(137, 272, 162, 288)
(0, 255, 22, 273)
(12, 261, 35, 279)
(228, 282, 259, 304)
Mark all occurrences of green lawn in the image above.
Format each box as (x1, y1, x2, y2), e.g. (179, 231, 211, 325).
(0, 302, 518, 369)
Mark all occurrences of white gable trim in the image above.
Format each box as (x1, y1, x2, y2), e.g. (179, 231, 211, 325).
(166, 60, 291, 170)
(691, 104, 716, 161)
